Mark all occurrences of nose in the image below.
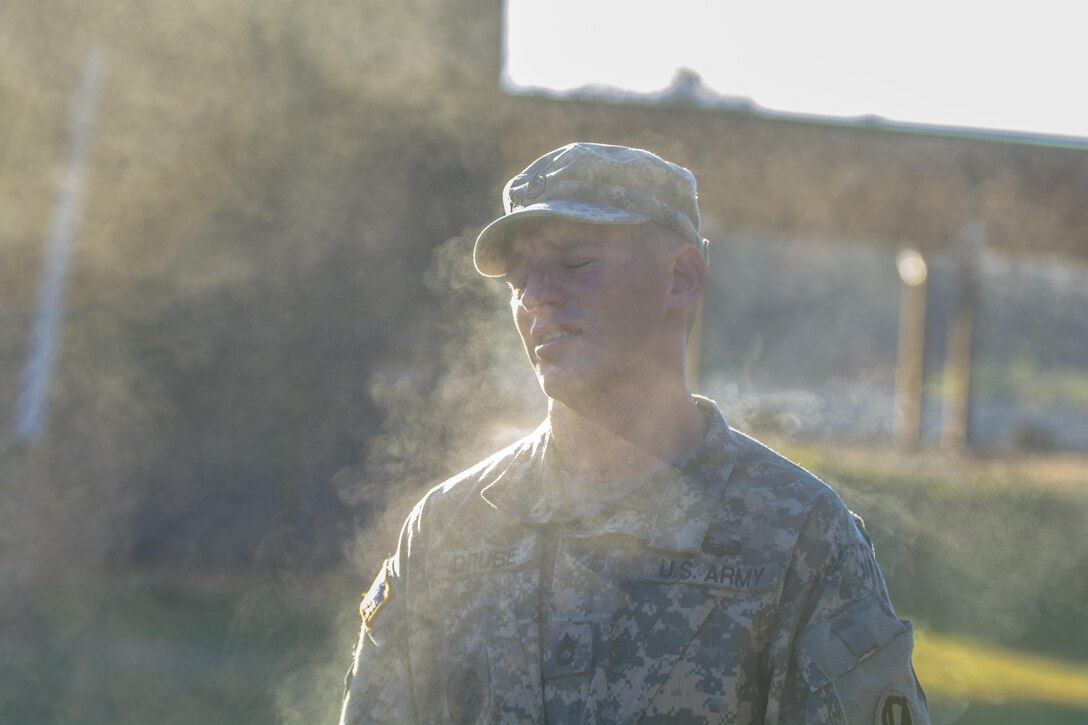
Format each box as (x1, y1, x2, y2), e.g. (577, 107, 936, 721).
(518, 265, 562, 311)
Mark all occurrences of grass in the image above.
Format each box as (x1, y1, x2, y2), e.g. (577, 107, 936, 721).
(966, 358, 1088, 410)
(915, 629, 1088, 709)
(2, 440, 1086, 724)
(777, 436, 1088, 723)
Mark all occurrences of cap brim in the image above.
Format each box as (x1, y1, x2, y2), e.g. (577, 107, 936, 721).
(473, 200, 651, 277)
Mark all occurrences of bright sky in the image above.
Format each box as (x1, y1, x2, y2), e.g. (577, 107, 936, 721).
(505, 0, 1088, 141)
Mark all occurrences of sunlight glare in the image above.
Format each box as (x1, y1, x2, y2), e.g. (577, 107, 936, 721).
(505, 0, 1088, 140)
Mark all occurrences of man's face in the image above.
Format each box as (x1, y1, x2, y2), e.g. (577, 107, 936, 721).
(504, 220, 674, 408)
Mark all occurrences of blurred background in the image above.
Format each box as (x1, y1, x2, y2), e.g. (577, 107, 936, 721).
(1, 1, 1086, 723)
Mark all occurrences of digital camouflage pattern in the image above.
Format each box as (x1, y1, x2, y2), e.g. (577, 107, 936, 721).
(473, 142, 704, 277)
(340, 398, 929, 724)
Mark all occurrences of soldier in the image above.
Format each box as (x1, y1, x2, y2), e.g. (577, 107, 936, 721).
(340, 142, 929, 724)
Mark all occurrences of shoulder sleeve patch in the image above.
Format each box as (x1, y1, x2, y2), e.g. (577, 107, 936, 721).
(360, 559, 392, 628)
(876, 687, 918, 725)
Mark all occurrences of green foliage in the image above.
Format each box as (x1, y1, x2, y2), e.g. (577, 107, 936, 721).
(4, 443, 1086, 723)
(785, 442, 1088, 663)
(971, 354, 1088, 409)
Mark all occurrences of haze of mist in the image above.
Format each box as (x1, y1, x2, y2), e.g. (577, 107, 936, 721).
(1, 2, 1086, 724)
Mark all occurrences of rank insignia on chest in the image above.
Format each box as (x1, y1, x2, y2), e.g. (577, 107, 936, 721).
(543, 622, 594, 678)
(556, 633, 577, 666)
(360, 560, 391, 627)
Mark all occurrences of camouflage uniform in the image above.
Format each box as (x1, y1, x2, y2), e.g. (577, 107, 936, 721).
(340, 397, 929, 724)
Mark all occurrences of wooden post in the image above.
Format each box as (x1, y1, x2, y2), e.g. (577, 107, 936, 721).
(941, 224, 984, 451)
(895, 248, 928, 449)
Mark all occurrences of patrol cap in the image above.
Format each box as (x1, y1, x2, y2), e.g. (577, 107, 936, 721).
(473, 142, 704, 277)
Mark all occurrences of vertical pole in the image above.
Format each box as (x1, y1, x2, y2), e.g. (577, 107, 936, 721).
(14, 50, 105, 442)
(895, 248, 928, 449)
(941, 224, 983, 451)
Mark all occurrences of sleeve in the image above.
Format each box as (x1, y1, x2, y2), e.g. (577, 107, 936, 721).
(769, 494, 930, 725)
(339, 508, 423, 725)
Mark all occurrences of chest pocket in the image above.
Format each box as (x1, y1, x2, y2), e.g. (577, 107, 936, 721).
(639, 551, 781, 666)
(582, 552, 781, 724)
(425, 540, 542, 723)
(427, 538, 539, 620)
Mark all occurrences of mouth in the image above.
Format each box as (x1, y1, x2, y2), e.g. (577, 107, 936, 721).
(530, 325, 578, 360)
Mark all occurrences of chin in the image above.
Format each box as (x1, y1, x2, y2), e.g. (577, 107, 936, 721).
(536, 374, 566, 402)
(536, 368, 577, 404)
(537, 368, 606, 411)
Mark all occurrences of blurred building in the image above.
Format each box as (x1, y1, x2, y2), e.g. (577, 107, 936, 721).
(2, 0, 1087, 571)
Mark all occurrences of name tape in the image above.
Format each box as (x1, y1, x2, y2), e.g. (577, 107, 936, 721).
(431, 539, 537, 579)
(645, 556, 778, 591)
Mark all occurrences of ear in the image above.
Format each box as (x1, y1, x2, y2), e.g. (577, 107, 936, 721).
(665, 243, 707, 314)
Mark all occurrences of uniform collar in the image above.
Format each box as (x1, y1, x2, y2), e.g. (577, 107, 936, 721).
(480, 396, 739, 553)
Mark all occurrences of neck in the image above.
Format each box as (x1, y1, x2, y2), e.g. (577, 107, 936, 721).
(546, 380, 707, 481)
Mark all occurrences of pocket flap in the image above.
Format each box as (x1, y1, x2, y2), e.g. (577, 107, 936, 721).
(796, 593, 909, 690)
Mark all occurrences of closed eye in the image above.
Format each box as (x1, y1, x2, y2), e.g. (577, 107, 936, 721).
(561, 258, 594, 270)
